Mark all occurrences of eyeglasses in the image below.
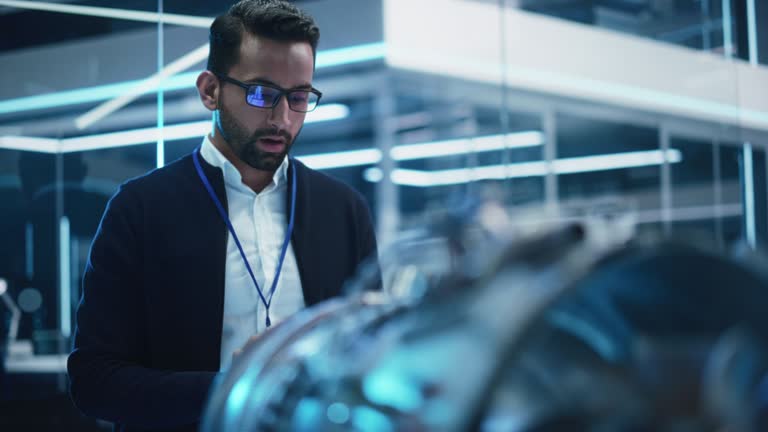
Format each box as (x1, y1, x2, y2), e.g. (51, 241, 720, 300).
(215, 74, 322, 113)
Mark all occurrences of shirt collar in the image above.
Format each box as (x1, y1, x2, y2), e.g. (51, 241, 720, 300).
(199, 135, 289, 194)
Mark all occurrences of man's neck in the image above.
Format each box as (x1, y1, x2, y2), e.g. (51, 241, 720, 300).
(209, 134, 273, 193)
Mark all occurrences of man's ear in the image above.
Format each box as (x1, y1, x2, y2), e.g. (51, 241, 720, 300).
(196, 70, 219, 111)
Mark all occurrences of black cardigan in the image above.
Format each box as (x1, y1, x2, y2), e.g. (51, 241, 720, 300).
(67, 152, 378, 432)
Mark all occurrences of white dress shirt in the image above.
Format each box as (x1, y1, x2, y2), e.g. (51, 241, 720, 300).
(199, 136, 305, 371)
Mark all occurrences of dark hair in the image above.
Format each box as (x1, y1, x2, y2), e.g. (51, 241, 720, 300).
(207, 0, 320, 75)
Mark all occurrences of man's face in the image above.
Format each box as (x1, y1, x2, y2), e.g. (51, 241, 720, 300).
(216, 33, 314, 172)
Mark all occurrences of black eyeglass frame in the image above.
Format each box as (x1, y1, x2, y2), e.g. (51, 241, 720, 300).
(215, 73, 323, 113)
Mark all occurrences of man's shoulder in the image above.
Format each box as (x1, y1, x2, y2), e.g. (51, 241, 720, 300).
(120, 153, 195, 193)
(105, 154, 197, 214)
(294, 158, 364, 202)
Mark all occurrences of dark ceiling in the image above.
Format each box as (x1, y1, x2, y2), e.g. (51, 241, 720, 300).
(0, 0, 319, 54)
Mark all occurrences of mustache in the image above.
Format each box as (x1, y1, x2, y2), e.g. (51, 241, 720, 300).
(250, 128, 292, 143)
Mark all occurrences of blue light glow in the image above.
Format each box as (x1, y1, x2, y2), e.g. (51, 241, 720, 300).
(352, 406, 394, 432)
(226, 380, 250, 421)
(292, 398, 325, 431)
(316, 42, 386, 68)
(326, 402, 351, 424)
(362, 369, 423, 412)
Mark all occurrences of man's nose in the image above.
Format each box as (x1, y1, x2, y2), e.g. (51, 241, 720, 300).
(268, 94, 293, 129)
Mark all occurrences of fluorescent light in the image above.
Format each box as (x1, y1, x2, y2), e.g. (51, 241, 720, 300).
(298, 149, 382, 170)
(363, 167, 384, 182)
(0, 103, 349, 153)
(76, 44, 211, 130)
(306, 103, 350, 123)
(59, 216, 71, 338)
(391, 131, 543, 160)
(0, 136, 59, 153)
(298, 130, 544, 170)
(0, 81, 138, 115)
(554, 149, 682, 174)
(61, 121, 210, 152)
(315, 43, 386, 68)
(388, 161, 546, 187)
(0, 0, 212, 27)
(0, 43, 386, 116)
(365, 149, 682, 187)
(0, 72, 199, 116)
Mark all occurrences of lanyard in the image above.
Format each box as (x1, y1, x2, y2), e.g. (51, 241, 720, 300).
(193, 148, 297, 328)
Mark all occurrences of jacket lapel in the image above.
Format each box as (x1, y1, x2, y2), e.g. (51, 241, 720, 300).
(189, 151, 228, 370)
(288, 159, 325, 306)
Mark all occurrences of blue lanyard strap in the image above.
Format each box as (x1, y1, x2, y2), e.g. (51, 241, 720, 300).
(193, 148, 297, 328)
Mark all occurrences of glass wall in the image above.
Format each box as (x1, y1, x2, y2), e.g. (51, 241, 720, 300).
(522, 0, 734, 56)
(1, 0, 766, 353)
(0, 3, 169, 428)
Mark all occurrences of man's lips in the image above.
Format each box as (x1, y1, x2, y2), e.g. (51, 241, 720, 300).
(257, 136, 287, 152)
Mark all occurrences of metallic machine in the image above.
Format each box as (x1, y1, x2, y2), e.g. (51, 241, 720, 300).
(202, 202, 768, 432)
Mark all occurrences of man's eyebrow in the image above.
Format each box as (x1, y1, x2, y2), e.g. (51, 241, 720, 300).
(243, 76, 312, 90)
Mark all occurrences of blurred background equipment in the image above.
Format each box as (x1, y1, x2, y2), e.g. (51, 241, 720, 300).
(202, 201, 768, 432)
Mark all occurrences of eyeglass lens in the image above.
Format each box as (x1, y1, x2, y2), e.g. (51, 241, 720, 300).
(246, 85, 319, 112)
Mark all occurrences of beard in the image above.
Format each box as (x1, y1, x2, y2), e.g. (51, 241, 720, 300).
(216, 104, 295, 172)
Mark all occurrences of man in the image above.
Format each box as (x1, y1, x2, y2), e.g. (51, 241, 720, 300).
(67, 1, 378, 431)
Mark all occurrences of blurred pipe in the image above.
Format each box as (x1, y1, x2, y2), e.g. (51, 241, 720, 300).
(742, 143, 757, 249)
(722, 0, 734, 58)
(747, 0, 758, 66)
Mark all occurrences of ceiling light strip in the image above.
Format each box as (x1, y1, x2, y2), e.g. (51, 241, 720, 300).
(0, 136, 60, 153)
(75, 43, 210, 130)
(391, 131, 543, 161)
(0, 0, 212, 27)
(365, 149, 682, 187)
(297, 131, 544, 170)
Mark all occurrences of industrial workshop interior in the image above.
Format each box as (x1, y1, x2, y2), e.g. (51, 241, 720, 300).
(1, 0, 768, 430)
